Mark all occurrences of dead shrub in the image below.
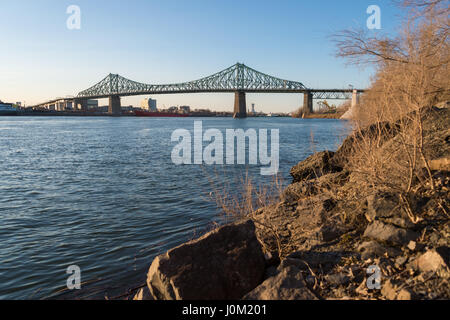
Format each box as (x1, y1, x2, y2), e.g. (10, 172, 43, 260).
(333, 0, 449, 222)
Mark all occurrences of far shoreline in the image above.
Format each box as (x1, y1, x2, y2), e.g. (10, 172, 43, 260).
(4, 111, 346, 119)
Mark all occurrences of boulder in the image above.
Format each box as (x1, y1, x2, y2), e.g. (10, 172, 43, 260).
(290, 151, 342, 183)
(243, 266, 317, 300)
(146, 219, 265, 300)
(363, 221, 419, 246)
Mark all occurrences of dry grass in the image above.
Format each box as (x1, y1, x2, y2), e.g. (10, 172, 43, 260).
(209, 170, 284, 222)
(333, 0, 449, 222)
(206, 169, 293, 258)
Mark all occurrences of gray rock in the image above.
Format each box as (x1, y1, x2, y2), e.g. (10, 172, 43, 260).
(147, 219, 265, 300)
(365, 193, 417, 228)
(366, 192, 399, 222)
(383, 217, 416, 229)
(244, 266, 318, 300)
(290, 151, 341, 182)
(315, 224, 345, 243)
(286, 251, 343, 273)
(358, 241, 401, 260)
(363, 221, 419, 246)
(325, 273, 350, 286)
(281, 181, 317, 202)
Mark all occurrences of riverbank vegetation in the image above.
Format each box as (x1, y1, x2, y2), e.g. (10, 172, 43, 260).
(334, 0, 449, 221)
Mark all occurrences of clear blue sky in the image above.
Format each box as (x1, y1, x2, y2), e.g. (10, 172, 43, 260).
(0, 0, 403, 112)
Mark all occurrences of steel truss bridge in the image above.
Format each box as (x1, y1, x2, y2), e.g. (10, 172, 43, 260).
(35, 63, 365, 117)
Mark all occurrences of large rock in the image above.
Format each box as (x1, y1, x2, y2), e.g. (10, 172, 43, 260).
(243, 266, 317, 300)
(290, 151, 342, 183)
(363, 221, 419, 246)
(147, 219, 265, 300)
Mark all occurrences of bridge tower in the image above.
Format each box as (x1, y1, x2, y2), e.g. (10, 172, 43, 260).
(108, 96, 121, 116)
(233, 91, 247, 118)
(303, 91, 313, 114)
(351, 89, 360, 108)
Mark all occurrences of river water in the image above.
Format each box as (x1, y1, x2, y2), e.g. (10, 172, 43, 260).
(0, 116, 349, 299)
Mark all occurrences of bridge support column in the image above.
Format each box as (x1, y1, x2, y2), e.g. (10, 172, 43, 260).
(108, 96, 121, 116)
(303, 91, 313, 114)
(233, 91, 247, 118)
(351, 89, 360, 108)
(74, 98, 88, 111)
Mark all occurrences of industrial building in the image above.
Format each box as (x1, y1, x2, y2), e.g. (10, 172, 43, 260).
(140, 98, 157, 111)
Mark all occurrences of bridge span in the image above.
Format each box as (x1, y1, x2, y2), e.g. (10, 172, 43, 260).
(34, 63, 365, 118)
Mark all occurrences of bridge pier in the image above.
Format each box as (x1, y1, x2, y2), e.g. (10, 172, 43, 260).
(108, 96, 121, 116)
(74, 98, 88, 111)
(303, 91, 313, 114)
(351, 89, 360, 108)
(233, 91, 247, 118)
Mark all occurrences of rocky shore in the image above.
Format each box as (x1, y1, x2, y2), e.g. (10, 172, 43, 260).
(133, 105, 449, 300)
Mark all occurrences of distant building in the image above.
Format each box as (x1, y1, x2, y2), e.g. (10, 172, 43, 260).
(251, 103, 256, 113)
(140, 98, 157, 111)
(168, 106, 178, 113)
(179, 106, 190, 113)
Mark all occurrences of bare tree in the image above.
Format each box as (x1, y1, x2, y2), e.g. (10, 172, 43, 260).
(333, 0, 449, 222)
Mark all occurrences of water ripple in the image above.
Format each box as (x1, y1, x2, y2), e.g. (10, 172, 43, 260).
(0, 116, 349, 299)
